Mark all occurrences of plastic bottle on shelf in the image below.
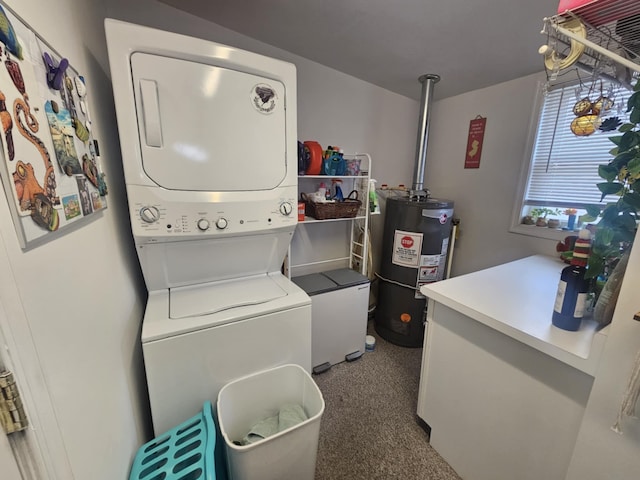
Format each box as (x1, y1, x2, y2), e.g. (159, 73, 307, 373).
(332, 179, 344, 201)
(304, 140, 323, 175)
(369, 179, 379, 213)
(322, 146, 346, 176)
(318, 182, 327, 199)
(551, 229, 592, 331)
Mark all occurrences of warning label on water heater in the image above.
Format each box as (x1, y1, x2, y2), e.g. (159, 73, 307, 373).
(419, 255, 441, 281)
(392, 230, 424, 267)
(414, 237, 450, 299)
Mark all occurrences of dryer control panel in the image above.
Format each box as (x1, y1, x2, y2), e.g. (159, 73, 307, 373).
(127, 184, 298, 243)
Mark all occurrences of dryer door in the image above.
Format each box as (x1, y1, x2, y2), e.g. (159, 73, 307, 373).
(130, 53, 287, 191)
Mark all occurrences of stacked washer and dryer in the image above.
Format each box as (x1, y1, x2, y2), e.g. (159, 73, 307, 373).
(105, 20, 312, 435)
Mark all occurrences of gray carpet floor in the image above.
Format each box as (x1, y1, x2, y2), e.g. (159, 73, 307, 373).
(313, 321, 462, 480)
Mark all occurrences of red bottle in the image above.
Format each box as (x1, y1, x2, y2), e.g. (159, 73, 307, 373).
(304, 141, 323, 175)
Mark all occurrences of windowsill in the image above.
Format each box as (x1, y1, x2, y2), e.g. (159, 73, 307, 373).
(509, 223, 582, 242)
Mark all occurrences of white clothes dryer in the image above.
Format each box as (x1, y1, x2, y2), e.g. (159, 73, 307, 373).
(105, 19, 311, 434)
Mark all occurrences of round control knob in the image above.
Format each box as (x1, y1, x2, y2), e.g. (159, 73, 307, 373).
(197, 219, 210, 231)
(215, 218, 228, 230)
(140, 206, 160, 223)
(279, 202, 293, 216)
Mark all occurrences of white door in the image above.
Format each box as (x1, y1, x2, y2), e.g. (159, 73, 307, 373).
(0, 297, 37, 480)
(0, 232, 72, 479)
(0, 410, 22, 479)
(0, 441, 21, 479)
(0, 297, 24, 478)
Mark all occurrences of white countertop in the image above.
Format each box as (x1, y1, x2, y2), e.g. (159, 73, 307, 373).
(420, 255, 609, 376)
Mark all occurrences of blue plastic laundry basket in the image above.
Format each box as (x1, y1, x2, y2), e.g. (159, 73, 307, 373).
(129, 401, 217, 480)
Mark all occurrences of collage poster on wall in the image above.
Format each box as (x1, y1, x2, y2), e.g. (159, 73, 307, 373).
(0, 3, 108, 249)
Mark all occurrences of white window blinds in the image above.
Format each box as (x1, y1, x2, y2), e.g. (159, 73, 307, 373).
(524, 81, 631, 208)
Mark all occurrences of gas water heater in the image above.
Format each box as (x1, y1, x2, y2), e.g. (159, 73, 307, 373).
(374, 75, 454, 347)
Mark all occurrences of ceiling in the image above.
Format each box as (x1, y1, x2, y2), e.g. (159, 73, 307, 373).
(159, 0, 561, 101)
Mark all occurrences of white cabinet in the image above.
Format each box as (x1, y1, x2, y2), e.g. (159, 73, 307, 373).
(292, 268, 371, 372)
(287, 153, 374, 278)
(417, 256, 608, 480)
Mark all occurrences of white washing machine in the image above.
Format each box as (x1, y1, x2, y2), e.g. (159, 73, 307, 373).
(105, 19, 311, 434)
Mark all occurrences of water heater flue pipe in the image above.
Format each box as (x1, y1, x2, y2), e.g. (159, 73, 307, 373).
(411, 74, 440, 199)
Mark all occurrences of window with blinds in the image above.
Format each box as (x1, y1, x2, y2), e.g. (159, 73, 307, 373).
(524, 80, 632, 209)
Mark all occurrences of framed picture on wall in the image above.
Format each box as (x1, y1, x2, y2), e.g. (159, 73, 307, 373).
(0, 2, 108, 250)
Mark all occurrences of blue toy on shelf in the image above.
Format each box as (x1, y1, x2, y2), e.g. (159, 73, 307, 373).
(321, 147, 346, 176)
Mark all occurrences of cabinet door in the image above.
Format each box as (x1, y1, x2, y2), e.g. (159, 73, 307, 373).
(131, 53, 287, 192)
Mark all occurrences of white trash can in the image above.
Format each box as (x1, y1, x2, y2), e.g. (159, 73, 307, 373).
(217, 364, 325, 480)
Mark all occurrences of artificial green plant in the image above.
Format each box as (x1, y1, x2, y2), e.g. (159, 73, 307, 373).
(529, 207, 560, 219)
(581, 80, 640, 280)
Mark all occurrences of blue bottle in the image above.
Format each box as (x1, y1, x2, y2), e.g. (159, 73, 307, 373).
(552, 229, 591, 331)
(332, 180, 344, 201)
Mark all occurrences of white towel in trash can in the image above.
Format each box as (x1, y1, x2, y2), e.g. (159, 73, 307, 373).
(238, 403, 308, 445)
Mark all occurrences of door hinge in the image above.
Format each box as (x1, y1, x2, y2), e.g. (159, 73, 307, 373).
(0, 370, 28, 434)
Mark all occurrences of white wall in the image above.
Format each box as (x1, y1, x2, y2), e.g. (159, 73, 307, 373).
(426, 74, 558, 275)
(0, 0, 148, 478)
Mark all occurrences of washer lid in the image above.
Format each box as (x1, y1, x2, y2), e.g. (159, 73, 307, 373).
(141, 273, 311, 342)
(170, 274, 287, 319)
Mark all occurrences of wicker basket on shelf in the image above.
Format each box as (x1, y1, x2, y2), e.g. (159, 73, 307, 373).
(301, 191, 361, 220)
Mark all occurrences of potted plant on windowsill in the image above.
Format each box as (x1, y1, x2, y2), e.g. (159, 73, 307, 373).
(547, 217, 561, 229)
(580, 80, 640, 326)
(527, 207, 560, 227)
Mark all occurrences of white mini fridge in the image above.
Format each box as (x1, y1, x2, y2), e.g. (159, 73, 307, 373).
(293, 268, 370, 374)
